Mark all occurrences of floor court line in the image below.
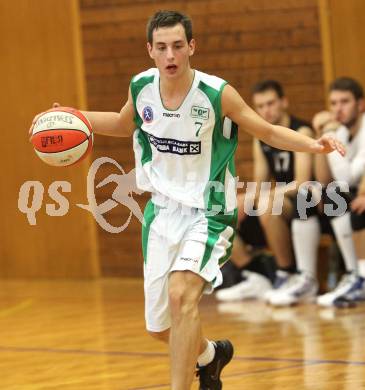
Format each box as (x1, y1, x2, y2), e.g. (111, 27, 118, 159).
(1, 345, 364, 366)
(0, 346, 166, 358)
(234, 356, 365, 366)
(128, 362, 318, 390)
(0, 299, 33, 318)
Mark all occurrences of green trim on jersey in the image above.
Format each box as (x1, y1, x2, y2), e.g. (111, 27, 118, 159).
(137, 129, 152, 166)
(130, 74, 155, 166)
(198, 81, 238, 214)
(200, 209, 237, 271)
(142, 200, 159, 264)
(130, 74, 155, 128)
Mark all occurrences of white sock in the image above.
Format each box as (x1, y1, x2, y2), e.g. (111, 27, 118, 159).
(292, 216, 320, 278)
(197, 340, 216, 367)
(330, 213, 358, 275)
(358, 259, 365, 278)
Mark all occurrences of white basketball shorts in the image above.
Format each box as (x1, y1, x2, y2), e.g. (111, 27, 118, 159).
(142, 199, 237, 332)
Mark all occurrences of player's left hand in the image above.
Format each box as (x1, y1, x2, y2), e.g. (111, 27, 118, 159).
(28, 102, 61, 141)
(310, 133, 346, 156)
(351, 194, 365, 214)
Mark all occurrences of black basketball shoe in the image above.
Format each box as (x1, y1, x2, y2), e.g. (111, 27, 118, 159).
(196, 340, 234, 390)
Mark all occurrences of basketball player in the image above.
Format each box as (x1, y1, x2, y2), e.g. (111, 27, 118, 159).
(273, 77, 365, 307)
(216, 80, 315, 303)
(350, 174, 365, 278)
(30, 11, 344, 390)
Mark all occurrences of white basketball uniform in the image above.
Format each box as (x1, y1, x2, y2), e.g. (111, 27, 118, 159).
(327, 113, 365, 187)
(131, 68, 238, 331)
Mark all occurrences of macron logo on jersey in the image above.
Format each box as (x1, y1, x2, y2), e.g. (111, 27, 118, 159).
(163, 112, 180, 118)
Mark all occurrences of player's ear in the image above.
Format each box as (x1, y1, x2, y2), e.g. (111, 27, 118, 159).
(358, 97, 365, 112)
(188, 38, 195, 56)
(282, 96, 289, 110)
(147, 42, 153, 59)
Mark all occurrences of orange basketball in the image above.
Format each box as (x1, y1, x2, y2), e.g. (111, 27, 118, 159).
(31, 107, 93, 167)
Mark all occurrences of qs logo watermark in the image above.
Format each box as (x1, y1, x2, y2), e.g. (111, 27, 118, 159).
(17, 157, 350, 233)
(18, 157, 144, 233)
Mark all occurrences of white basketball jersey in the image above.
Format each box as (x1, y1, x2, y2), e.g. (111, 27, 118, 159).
(131, 68, 238, 212)
(327, 113, 365, 187)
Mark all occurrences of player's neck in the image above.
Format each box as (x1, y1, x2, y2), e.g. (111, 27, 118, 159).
(159, 68, 195, 110)
(278, 112, 290, 127)
(348, 113, 363, 136)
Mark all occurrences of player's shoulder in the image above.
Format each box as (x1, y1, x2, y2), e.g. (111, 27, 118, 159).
(131, 68, 158, 84)
(196, 70, 227, 92)
(359, 113, 365, 133)
(335, 124, 349, 141)
(290, 115, 312, 130)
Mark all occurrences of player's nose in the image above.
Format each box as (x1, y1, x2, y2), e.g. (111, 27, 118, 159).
(166, 46, 174, 60)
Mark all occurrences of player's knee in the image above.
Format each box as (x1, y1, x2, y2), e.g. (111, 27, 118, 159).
(237, 193, 247, 223)
(259, 211, 272, 225)
(168, 285, 186, 313)
(147, 329, 169, 342)
(351, 211, 365, 231)
(168, 284, 199, 320)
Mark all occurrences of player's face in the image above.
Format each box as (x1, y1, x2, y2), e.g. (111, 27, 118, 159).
(329, 90, 362, 128)
(252, 90, 288, 125)
(147, 24, 195, 79)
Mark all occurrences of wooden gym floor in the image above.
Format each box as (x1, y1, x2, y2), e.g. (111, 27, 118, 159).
(0, 278, 364, 389)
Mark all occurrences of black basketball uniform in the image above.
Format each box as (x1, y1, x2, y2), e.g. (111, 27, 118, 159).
(238, 116, 311, 247)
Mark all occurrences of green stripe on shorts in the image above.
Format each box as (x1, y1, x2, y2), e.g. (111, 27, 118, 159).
(200, 209, 237, 271)
(142, 200, 158, 264)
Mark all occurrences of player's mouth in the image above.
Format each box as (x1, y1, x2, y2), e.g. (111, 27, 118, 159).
(166, 64, 178, 73)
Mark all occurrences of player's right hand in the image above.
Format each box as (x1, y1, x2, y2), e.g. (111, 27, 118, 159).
(312, 111, 339, 134)
(311, 133, 346, 156)
(351, 194, 365, 214)
(28, 102, 61, 140)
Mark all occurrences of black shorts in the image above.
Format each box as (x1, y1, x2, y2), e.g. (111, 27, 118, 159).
(238, 215, 267, 248)
(238, 189, 329, 247)
(293, 184, 365, 233)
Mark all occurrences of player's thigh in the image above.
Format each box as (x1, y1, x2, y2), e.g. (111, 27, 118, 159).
(142, 200, 174, 332)
(282, 195, 295, 221)
(172, 210, 237, 291)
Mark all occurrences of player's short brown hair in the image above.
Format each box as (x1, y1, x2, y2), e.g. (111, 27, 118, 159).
(252, 80, 285, 99)
(147, 10, 193, 44)
(329, 77, 364, 100)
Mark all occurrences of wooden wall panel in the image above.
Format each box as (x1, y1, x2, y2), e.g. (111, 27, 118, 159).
(0, 1, 99, 278)
(317, 1, 365, 262)
(318, 0, 365, 89)
(80, 0, 324, 276)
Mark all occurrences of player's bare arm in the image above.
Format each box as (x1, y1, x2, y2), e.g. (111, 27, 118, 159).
(312, 111, 340, 184)
(29, 88, 135, 138)
(279, 126, 314, 197)
(351, 173, 365, 214)
(253, 138, 271, 184)
(82, 88, 135, 138)
(249, 138, 271, 201)
(222, 84, 345, 156)
(312, 110, 341, 133)
(238, 139, 270, 220)
(272, 126, 315, 199)
(294, 126, 314, 183)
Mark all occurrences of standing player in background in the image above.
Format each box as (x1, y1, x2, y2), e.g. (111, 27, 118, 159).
(30, 11, 344, 390)
(217, 80, 316, 304)
(274, 77, 365, 307)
